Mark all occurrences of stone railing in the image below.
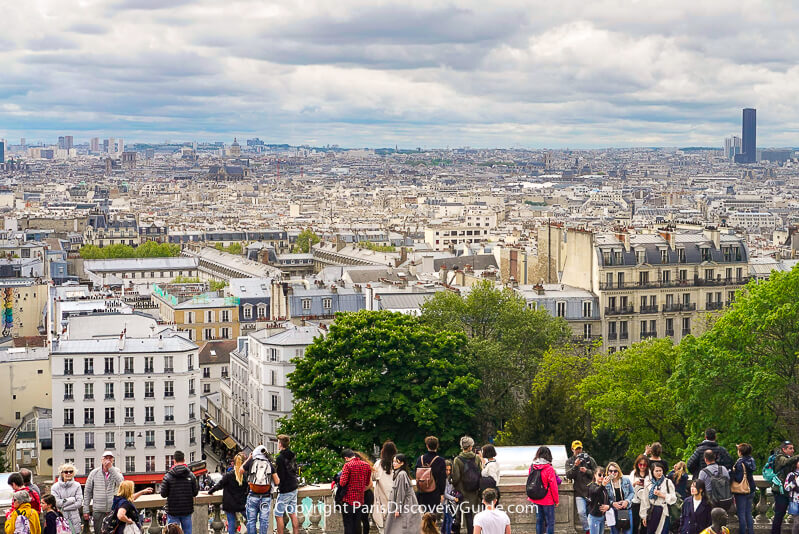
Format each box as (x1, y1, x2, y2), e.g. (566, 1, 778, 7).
(1, 476, 790, 534)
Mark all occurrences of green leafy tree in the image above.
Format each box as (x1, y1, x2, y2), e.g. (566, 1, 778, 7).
(80, 240, 179, 259)
(210, 279, 229, 291)
(279, 310, 480, 481)
(671, 269, 799, 456)
(578, 339, 687, 461)
(420, 281, 571, 438)
(171, 276, 202, 284)
(293, 228, 321, 253)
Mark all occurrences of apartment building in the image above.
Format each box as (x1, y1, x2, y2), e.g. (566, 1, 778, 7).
(424, 225, 491, 251)
(515, 283, 601, 342)
(152, 283, 240, 342)
(559, 226, 749, 351)
(84, 258, 199, 290)
(50, 330, 202, 482)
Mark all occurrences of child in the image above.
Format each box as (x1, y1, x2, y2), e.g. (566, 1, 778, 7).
(42, 495, 65, 534)
(443, 459, 462, 534)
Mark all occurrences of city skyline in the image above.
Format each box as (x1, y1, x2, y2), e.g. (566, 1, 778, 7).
(2, 0, 799, 148)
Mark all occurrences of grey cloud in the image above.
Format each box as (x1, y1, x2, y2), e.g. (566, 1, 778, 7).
(67, 23, 108, 35)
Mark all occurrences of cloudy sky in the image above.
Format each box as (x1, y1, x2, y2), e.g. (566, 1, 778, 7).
(1, 0, 798, 148)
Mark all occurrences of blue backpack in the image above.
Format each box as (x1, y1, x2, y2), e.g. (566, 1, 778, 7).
(763, 453, 784, 494)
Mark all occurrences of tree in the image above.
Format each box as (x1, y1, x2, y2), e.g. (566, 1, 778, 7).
(79, 240, 179, 259)
(279, 310, 480, 481)
(671, 268, 799, 457)
(420, 281, 571, 438)
(578, 339, 687, 460)
(293, 228, 320, 253)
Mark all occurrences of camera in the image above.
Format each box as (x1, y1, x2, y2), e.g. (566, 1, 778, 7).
(575, 452, 590, 464)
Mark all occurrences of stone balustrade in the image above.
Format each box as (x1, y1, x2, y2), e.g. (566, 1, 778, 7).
(1, 475, 792, 534)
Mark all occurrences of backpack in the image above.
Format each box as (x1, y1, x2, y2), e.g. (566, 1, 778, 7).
(248, 458, 273, 493)
(416, 456, 441, 494)
(55, 516, 72, 534)
(526, 466, 549, 500)
(702, 465, 733, 510)
(333, 471, 347, 505)
(763, 453, 785, 495)
(458, 456, 481, 493)
(100, 510, 120, 534)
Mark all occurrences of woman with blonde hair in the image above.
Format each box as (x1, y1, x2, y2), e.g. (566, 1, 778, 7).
(209, 453, 249, 534)
(112, 481, 154, 534)
(50, 463, 83, 534)
(667, 462, 689, 500)
(603, 462, 634, 534)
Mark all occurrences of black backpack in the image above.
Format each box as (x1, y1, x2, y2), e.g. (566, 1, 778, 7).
(459, 456, 481, 493)
(702, 465, 733, 510)
(526, 467, 549, 500)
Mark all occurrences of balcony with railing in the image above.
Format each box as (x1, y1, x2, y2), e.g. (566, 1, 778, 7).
(706, 301, 724, 311)
(600, 277, 750, 291)
(662, 303, 697, 312)
(639, 305, 659, 314)
(641, 331, 656, 339)
(605, 305, 634, 315)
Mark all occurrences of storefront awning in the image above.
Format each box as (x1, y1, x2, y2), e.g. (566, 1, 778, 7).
(223, 437, 237, 450)
(210, 427, 227, 441)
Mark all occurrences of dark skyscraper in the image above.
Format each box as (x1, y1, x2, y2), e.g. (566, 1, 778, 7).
(0, 141, 4, 164)
(739, 108, 756, 163)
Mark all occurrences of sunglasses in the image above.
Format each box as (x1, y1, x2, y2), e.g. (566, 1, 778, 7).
(638, 463, 648, 466)
(62, 470, 74, 474)
(608, 469, 619, 473)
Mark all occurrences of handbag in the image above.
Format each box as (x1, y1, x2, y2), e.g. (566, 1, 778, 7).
(615, 508, 631, 530)
(789, 502, 799, 516)
(731, 463, 751, 494)
(123, 524, 141, 534)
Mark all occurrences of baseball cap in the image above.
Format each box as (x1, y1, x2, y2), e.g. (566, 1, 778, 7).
(102, 450, 115, 458)
(572, 440, 583, 450)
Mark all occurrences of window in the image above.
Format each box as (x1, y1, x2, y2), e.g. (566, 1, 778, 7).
(84, 358, 94, 375)
(105, 431, 115, 449)
(203, 383, 211, 394)
(582, 301, 592, 318)
(221, 366, 228, 378)
(164, 356, 174, 373)
(204, 328, 213, 340)
(84, 383, 94, 400)
(705, 269, 715, 280)
(679, 269, 688, 282)
(64, 358, 74, 375)
(190, 426, 196, 444)
(185, 311, 194, 325)
(104, 357, 114, 374)
(189, 379, 195, 395)
(556, 302, 566, 318)
(206, 310, 214, 323)
(144, 357, 154, 373)
(322, 298, 332, 310)
(125, 456, 135, 473)
(85, 458, 95, 473)
(64, 383, 74, 400)
(125, 431, 135, 448)
(84, 432, 94, 450)
(84, 408, 94, 425)
(605, 272, 614, 287)
(603, 251, 612, 265)
(617, 272, 625, 286)
(243, 306, 252, 320)
(614, 251, 623, 265)
(165, 455, 174, 471)
(124, 407, 134, 423)
(663, 270, 671, 283)
(144, 381, 154, 398)
(636, 250, 646, 265)
(583, 323, 592, 339)
(666, 318, 674, 335)
(271, 394, 280, 411)
(146, 430, 155, 447)
(191, 452, 196, 462)
(65, 432, 74, 449)
(302, 299, 312, 310)
(639, 271, 650, 285)
(164, 405, 174, 422)
(165, 429, 175, 447)
(189, 403, 195, 420)
(105, 407, 115, 424)
(678, 248, 686, 263)
(649, 320, 656, 335)
(222, 310, 230, 322)
(701, 248, 711, 262)
(736, 267, 743, 279)
(270, 348, 279, 362)
(203, 367, 211, 378)
(661, 249, 668, 264)
(145, 406, 154, 423)
(124, 357, 134, 374)
(682, 317, 691, 335)
(146, 456, 156, 472)
(105, 383, 114, 400)
(187, 354, 193, 371)
(682, 293, 691, 305)
(257, 305, 267, 319)
(124, 382, 134, 399)
(164, 381, 174, 398)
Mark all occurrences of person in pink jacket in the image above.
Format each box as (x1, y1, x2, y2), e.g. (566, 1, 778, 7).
(528, 447, 560, 534)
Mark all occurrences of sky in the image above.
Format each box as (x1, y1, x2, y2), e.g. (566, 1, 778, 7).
(1, 0, 798, 149)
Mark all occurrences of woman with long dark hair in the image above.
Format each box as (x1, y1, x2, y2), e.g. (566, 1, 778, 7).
(356, 451, 375, 534)
(630, 455, 651, 534)
(640, 464, 676, 534)
(528, 446, 559, 534)
(383, 454, 421, 534)
(372, 440, 397, 532)
(679, 480, 711, 534)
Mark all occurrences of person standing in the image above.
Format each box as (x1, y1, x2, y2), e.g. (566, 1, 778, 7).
(6, 490, 41, 534)
(83, 451, 123, 534)
(630, 456, 651, 534)
(680, 480, 711, 534)
(587, 467, 609, 534)
(372, 441, 397, 531)
(443, 460, 461, 534)
(275, 436, 300, 534)
(160, 450, 200, 534)
(772, 441, 799, 534)
(112, 481, 154, 534)
(646, 444, 668, 475)
(566, 440, 596, 534)
(51, 463, 84, 534)
(640, 464, 677, 534)
(19, 469, 41, 500)
(667, 462, 689, 500)
(451, 436, 482, 534)
(384, 454, 421, 534)
(473, 489, 510, 534)
(528, 446, 559, 534)
(415, 436, 447, 514)
(208, 453, 248, 534)
(480, 445, 500, 502)
(41, 495, 66, 534)
(604, 462, 634, 534)
(697, 450, 730, 510)
(339, 449, 372, 534)
(686, 430, 733, 477)
(9, 473, 41, 513)
(241, 446, 280, 534)
(731, 444, 755, 534)
(783, 459, 799, 534)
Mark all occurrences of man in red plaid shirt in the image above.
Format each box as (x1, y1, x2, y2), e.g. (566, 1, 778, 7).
(340, 449, 372, 534)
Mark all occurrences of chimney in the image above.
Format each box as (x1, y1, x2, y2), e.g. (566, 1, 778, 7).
(331, 285, 337, 294)
(658, 228, 676, 250)
(439, 264, 448, 283)
(615, 230, 631, 252)
(703, 226, 721, 249)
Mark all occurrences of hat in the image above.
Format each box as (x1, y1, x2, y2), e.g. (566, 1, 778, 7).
(102, 450, 115, 458)
(782, 441, 794, 449)
(571, 440, 583, 450)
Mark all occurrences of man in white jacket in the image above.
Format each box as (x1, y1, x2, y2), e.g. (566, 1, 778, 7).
(82, 451, 124, 534)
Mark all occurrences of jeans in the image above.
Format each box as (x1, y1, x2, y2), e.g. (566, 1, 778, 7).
(225, 512, 240, 534)
(167, 514, 193, 534)
(610, 509, 633, 534)
(589, 514, 606, 534)
(247, 493, 272, 534)
(576, 497, 590, 531)
(536, 504, 556, 534)
(632, 503, 642, 534)
(774, 493, 790, 534)
(443, 510, 454, 534)
(735, 493, 754, 534)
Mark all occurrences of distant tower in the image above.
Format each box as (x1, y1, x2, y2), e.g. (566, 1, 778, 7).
(0, 141, 4, 164)
(736, 108, 756, 163)
(230, 137, 241, 157)
(116, 138, 124, 154)
(90, 137, 100, 153)
(64, 136, 74, 150)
